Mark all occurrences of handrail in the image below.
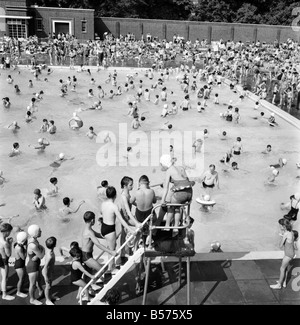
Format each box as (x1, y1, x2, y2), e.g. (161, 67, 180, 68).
(79, 214, 151, 305)
(80, 201, 191, 305)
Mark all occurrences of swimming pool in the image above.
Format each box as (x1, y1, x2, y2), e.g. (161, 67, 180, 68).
(0, 66, 299, 256)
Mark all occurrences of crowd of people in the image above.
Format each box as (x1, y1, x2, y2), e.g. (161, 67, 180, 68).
(0, 31, 299, 305)
(2, 31, 300, 112)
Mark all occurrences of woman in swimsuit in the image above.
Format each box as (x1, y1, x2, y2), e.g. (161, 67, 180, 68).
(160, 154, 194, 231)
(14, 231, 28, 298)
(26, 224, 45, 305)
(270, 219, 298, 289)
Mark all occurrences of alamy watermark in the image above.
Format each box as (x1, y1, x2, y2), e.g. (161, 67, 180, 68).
(291, 267, 300, 292)
(292, 7, 300, 32)
(95, 123, 205, 171)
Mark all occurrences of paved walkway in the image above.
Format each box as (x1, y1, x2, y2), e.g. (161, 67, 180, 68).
(0, 255, 299, 305)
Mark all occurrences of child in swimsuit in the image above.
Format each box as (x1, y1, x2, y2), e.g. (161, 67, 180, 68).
(69, 246, 95, 303)
(14, 231, 28, 298)
(42, 237, 57, 305)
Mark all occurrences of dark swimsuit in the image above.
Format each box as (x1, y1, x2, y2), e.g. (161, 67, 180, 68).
(101, 222, 116, 236)
(14, 244, 26, 269)
(171, 178, 194, 203)
(202, 182, 215, 188)
(284, 198, 299, 221)
(135, 208, 153, 223)
(82, 251, 93, 262)
(71, 261, 83, 283)
(233, 151, 240, 155)
(0, 255, 9, 269)
(27, 251, 41, 273)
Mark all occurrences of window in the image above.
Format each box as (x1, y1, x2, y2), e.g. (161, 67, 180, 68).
(81, 20, 87, 33)
(7, 19, 26, 38)
(36, 18, 42, 31)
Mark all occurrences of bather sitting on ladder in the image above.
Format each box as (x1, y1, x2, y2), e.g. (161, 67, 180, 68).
(158, 154, 195, 235)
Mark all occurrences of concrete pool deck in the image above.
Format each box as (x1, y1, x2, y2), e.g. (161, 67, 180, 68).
(1, 65, 300, 258)
(0, 256, 299, 305)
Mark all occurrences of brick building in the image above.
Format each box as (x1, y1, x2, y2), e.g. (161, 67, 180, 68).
(0, 0, 94, 40)
(0, 0, 298, 44)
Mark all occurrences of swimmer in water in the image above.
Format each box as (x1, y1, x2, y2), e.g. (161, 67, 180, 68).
(192, 139, 203, 154)
(232, 137, 243, 155)
(7, 121, 20, 132)
(270, 158, 287, 169)
(223, 161, 239, 173)
(86, 126, 97, 140)
(2, 97, 11, 108)
(0, 170, 5, 186)
(69, 112, 83, 130)
(33, 189, 47, 210)
(131, 116, 141, 130)
(50, 153, 74, 168)
(268, 113, 278, 127)
(8, 142, 21, 157)
(159, 121, 173, 131)
(219, 131, 227, 140)
(59, 197, 85, 217)
(47, 120, 56, 134)
(28, 138, 50, 151)
(39, 119, 49, 133)
(220, 150, 233, 165)
(262, 144, 272, 154)
(47, 177, 58, 196)
(266, 168, 279, 185)
(199, 164, 220, 195)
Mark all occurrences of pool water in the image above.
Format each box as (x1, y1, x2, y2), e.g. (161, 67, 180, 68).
(0, 66, 299, 255)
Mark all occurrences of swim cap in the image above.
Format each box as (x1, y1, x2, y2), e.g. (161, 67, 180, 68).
(204, 195, 211, 201)
(272, 169, 279, 176)
(33, 188, 41, 195)
(13, 121, 17, 125)
(282, 158, 287, 165)
(16, 231, 28, 244)
(59, 153, 65, 159)
(160, 154, 173, 169)
(38, 138, 43, 143)
(219, 113, 223, 117)
(211, 241, 221, 250)
(27, 224, 40, 237)
(164, 104, 168, 109)
(271, 113, 275, 117)
(73, 112, 77, 117)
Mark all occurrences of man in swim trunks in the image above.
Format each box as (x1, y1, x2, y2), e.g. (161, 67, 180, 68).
(81, 211, 115, 273)
(132, 175, 157, 223)
(200, 164, 220, 193)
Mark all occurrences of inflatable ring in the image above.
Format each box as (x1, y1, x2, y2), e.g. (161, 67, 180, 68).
(196, 197, 216, 206)
(69, 119, 83, 129)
